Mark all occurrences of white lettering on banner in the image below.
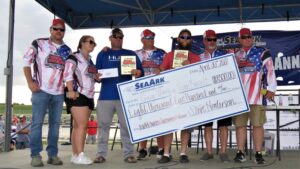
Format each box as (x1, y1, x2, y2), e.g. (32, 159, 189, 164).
(219, 35, 264, 46)
(117, 54, 250, 143)
(274, 55, 300, 70)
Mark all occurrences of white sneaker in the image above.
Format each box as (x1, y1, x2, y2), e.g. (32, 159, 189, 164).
(72, 152, 93, 165)
(71, 154, 78, 163)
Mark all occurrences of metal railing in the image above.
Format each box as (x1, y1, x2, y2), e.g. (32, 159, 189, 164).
(0, 122, 32, 146)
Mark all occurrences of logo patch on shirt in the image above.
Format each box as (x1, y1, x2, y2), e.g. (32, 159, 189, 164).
(45, 53, 65, 69)
(86, 65, 97, 79)
(237, 58, 255, 74)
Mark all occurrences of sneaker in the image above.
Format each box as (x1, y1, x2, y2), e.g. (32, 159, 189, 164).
(156, 149, 164, 159)
(234, 150, 246, 163)
(219, 153, 230, 163)
(72, 152, 93, 165)
(47, 156, 63, 165)
(70, 154, 77, 163)
(31, 155, 44, 167)
(200, 153, 214, 161)
(94, 156, 106, 163)
(255, 152, 266, 164)
(158, 155, 170, 163)
(137, 149, 148, 160)
(179, 155, 189, 163)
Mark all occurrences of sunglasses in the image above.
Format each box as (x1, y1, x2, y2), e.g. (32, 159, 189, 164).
(179, 36, 191, 40)
(240, 35, 252, 39)
(206, 38, 217, 42)
(143, 36, 154, 40)
(52, 27, 65, 32)
(86, 40, 97, 46)
(112, 35, 123, 40)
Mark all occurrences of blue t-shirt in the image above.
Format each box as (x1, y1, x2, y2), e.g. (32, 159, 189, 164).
(96, 48, 144, 100)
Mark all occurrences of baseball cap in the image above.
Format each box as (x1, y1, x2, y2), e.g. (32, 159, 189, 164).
(110, 28, 123, 36)
(52, 18, 65, 27)
(203, 29, 216, 38)
(141, 29, 155, 39)
(239, 28, 252, 37)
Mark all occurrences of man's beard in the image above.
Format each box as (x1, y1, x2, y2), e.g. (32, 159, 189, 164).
(178, 43, 191, 50)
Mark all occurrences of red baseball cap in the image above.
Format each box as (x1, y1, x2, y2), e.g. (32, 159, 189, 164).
(141, 29, 155, 39)
(239, 28, 252, 37)
(203, 29, 216, 38)
(52, 18, 65, 27)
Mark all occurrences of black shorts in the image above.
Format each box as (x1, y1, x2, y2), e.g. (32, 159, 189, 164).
(64, 90, 94, 114)
(202, 117, 232, 127)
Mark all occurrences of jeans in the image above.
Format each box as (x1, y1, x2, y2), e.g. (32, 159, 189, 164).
(16, 141, 30, 149)
(30, 90, 64, 157)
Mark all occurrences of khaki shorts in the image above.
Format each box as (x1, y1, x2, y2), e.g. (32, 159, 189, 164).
(233, 105, 266, 127)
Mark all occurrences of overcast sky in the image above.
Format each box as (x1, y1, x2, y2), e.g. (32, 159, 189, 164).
(1, 1, 299, 105)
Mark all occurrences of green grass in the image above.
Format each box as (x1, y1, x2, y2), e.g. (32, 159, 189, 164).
(0, 103, 97, 116)
(0, 103, 32, 115)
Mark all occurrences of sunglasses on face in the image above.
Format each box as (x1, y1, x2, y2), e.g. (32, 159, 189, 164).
(143, 36, 155, 40)
(86, 40, 97, 46)
(206, 38, 217, 42)
(112, 35, 124, 40)
(240, 35, 252, 39)
(52, 27, 65, 32)
(179, 35, 191, 40)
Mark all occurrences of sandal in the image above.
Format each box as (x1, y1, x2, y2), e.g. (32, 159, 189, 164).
(124, 156, 137, 163)
(94, 156, 106, 163)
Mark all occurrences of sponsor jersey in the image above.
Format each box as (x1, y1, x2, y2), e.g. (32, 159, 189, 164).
(63, 52, 97, 99)
(135, 48, 166, 76)
(235, 46, 277, 104)
(199, 49, 227, 61)
(23, 38, 71, 95)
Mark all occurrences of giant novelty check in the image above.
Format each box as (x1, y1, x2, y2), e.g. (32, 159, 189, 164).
(117, 54, 249, 143)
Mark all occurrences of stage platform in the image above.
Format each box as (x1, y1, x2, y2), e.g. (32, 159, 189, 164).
(0, 144, 299, 169)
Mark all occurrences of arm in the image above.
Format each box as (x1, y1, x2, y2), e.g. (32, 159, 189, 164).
(131, 54, 144, 78)
(95, 51, 104, 82)
(262, 51, 277, 100)
(23, 41, 40, 92)
(63, 59, 77, 100)
(23, 67, 40, 92)
(159, 52, 172, 71)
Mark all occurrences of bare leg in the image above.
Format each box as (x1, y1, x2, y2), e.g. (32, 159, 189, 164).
(157, 136, 164, 149)
(253, 126, 264, 152)
(180, 130, 190, 154)
(71, 119, 77, 154)
(71, 106, 91, 154)
(163, 133, 173, 156)
(138, 140, 147, 150)
(219, 126, 228, 154)
(204, 126, 213, 154)
(236, 126, 247, 152)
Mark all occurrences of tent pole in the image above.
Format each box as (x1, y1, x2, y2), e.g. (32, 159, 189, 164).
(4, 0, 15, 152)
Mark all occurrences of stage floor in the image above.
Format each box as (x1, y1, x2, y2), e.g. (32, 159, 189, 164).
(0, 144, 299, 169)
